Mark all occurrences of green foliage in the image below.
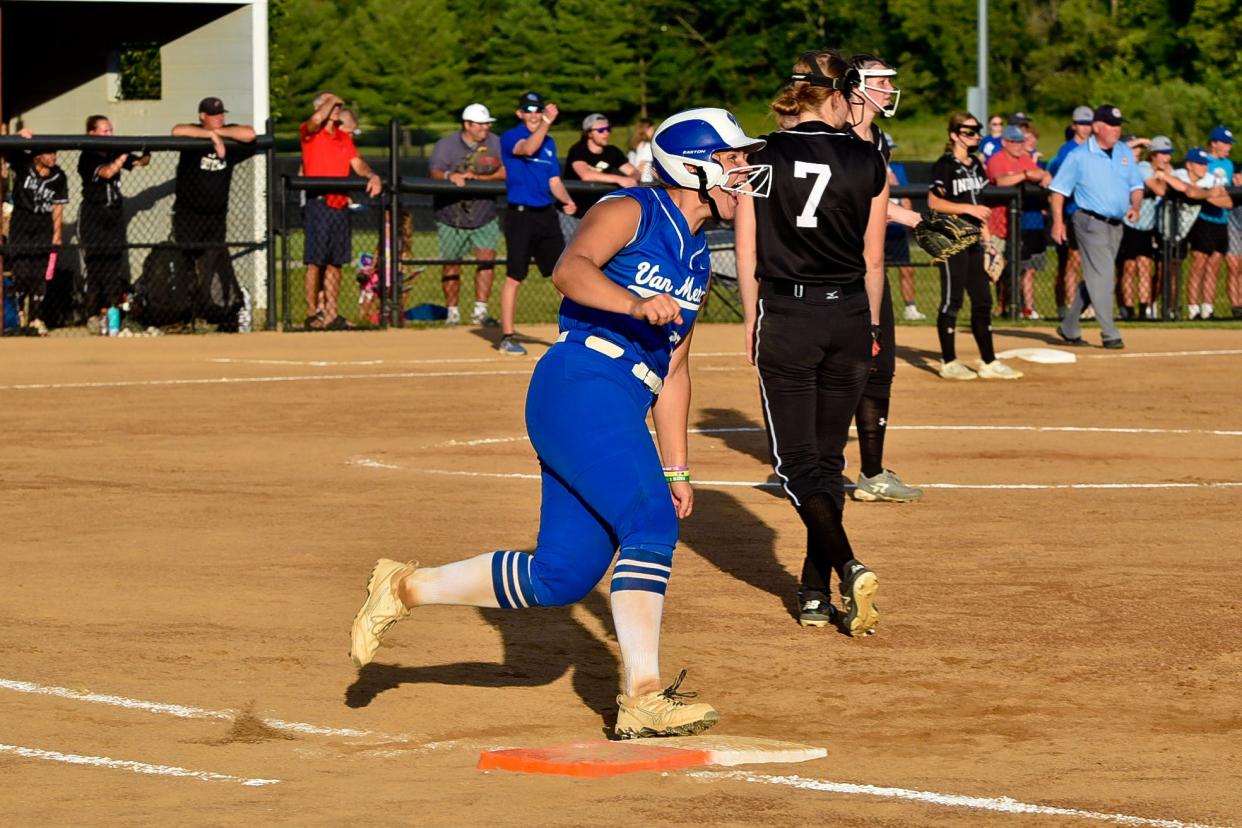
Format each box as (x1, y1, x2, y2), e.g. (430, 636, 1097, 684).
(268, 0, 1242, 145)
(119, 43, 161, 101)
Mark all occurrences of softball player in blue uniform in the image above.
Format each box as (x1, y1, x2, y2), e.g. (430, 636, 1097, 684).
(350, 108, 770, 738)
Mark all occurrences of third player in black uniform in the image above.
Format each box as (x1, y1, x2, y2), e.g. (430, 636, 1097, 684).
(928, 113, 1024, 380)
(736, 50, 887, 635)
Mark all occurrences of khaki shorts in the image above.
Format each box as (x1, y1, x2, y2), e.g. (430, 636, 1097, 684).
(438, 218, 501, 260)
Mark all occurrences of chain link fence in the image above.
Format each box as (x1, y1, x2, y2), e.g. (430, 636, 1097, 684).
(2, 133, 272, 337)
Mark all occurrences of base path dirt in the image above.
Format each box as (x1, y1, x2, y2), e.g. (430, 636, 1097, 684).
(1, 324, 1239, 826)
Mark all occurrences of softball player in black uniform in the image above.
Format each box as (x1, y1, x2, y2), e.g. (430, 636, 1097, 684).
(846, 54, 923, 503)
(735, 50, 888, 636)
(928, 113, 1024, 380)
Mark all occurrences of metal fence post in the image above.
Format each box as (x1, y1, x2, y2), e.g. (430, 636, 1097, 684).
(1007, 187, 1022, 320)
(388, 118, 402, 328)
(280, 174, 290, 330)
(265, 119, 277, 330)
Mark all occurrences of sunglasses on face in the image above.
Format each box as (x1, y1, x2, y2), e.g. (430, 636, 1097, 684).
(592, 126, 611, 133)
(957, 126, 981, 137)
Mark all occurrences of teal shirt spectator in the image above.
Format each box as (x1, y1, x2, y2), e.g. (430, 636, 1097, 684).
(500, 124, 561, 208)
(1199, 155, 1234, 224)
(1049, 136, 1144, 220)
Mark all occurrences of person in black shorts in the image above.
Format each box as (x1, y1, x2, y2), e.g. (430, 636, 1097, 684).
(846, 53, 922, 504)
(928, 113, 1023, 380)
(735, 49, 887, 636)
(4, 128, 69, 335)
(79, 115, 151, 318)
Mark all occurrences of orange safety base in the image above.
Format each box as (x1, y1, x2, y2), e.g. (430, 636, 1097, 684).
(478, 741, 712, 777)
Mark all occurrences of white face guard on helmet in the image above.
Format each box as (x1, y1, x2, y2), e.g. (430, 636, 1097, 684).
(651, 108, 772, 201)
(856, 65, 901, 118)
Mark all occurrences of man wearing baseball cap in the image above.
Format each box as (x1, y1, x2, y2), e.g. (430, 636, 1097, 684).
(1185, 127, 1236, 319)
(430, 103, 506, 327)
(562, 113, 639, 221)
(986, 125, 1052, 318)
(1046, 105, 1097, 319)
(496, 90, 577, 355)
(171, 96, 258, 328)
(1049, 104, 1144, 348)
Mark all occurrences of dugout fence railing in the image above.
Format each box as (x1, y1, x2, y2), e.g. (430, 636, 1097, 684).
(0, 131, 276, 336)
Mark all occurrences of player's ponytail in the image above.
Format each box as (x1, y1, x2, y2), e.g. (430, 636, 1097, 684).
(772, 50, 850, 120)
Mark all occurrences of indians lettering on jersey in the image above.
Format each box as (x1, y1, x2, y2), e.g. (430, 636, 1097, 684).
(949, 169, 986, 198)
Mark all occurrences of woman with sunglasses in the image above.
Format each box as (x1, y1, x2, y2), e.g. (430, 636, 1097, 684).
(927, 113, 1023, 380)
(735, 49, 887, 636)
(980, 114, 1005, 161)
(562, 113, 639, 235)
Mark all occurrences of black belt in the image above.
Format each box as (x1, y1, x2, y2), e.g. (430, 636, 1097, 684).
(510, 203, 554, 213)
(760, 278, 865, 301)
(1080, 209, 1123, 227)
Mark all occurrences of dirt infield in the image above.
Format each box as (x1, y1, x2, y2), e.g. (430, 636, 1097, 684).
(2, 323, 1240, 826)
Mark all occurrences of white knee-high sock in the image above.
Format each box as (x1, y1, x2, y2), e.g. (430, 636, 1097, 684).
(405, 553, 500, 608)
(610, 589, 664, 697)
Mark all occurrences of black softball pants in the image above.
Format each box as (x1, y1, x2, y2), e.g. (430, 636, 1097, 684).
(936, 243, 995, 364)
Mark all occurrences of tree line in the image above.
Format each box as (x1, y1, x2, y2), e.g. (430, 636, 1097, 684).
(270, 0, 1242, 152)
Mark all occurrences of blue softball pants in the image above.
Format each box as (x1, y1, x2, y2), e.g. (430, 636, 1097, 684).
(490, 341, 678, 608)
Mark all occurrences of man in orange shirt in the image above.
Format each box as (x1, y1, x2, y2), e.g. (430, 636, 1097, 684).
(986, 125, 1052, 318)
(300, 91, 382, 330)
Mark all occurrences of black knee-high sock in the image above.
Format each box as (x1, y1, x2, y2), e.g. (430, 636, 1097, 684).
(855, 393, 889, 478)
(937, 312, 957, 362)
(796, 493, 855, 594)
(970, 306, 996, 363)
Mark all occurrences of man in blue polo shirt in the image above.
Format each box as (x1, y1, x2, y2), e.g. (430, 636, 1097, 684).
(1049, 104, 1144, 349)
(497, 91, 577, 355)
(1186, 126, 1235, 319)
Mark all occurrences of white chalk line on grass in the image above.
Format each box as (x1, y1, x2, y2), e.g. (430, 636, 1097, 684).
(691, 771, 1228, 828)
(0, 678, 400, 741)
(372, 464, 1242, 492)
(430, 424, 1242, 448)
(0, 743, 280, 786)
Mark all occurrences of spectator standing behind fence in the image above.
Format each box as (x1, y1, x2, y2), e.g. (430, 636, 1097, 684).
(1119, 136, 1173, 321)
(4, 128, 68, 336)
(497, 91, 576, 356)
(430, 103, 505, 327)
(1185, 126, 1235, 319)
(986, 124, 1052, 319)
(885, 137, 924, 320)
(171, 97, 256, 325)
(562, 113, 638, 238)
(298, 91, 382, 331)
(1048, 106, 1095, 319)
(1049, 105, 1143, 349)
(980, 114, 1004, 161)
(627, 118, 656, 183)
(927, 113, 1023, 380)
(79, 115, 150, 323)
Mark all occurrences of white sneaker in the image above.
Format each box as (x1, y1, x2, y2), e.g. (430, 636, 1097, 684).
(976, 359, 1024, 380)
(445, 306, 461, 325)
(1021, 307, 1041, 320)
(902, 304, 926, 321)
(1187, 304, 1200, 320)
(1201, 304, 1214, 320)
(1082, 306, 1096, 320)
(939, 359, 978, 380)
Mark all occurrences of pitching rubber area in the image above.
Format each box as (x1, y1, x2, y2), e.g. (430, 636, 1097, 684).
(1, 324, 1240, 826)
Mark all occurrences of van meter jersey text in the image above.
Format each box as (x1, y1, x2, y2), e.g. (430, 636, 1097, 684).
(558, 187, 709, 379)
(748, 121, 887, 285)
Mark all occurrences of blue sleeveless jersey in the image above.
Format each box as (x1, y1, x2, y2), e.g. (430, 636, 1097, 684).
(558, 186, 710, 378)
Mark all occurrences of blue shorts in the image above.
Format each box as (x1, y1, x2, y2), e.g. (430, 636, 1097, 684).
(517, 341, 677, 603)
(303, 198, 351, 267)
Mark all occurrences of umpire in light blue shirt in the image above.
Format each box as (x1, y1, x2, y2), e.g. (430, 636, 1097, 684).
(1049, 104, 1144, 348)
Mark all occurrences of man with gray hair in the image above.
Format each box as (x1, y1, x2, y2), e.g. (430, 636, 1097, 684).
(1049, 104, 1144, 349)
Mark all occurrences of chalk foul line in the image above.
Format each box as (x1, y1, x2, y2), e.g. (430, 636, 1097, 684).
(0, 678, 402, 741)
(691, 770, 1227, 828)
(0, 743, 279, 786)
(355, 463, 1242, 492)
